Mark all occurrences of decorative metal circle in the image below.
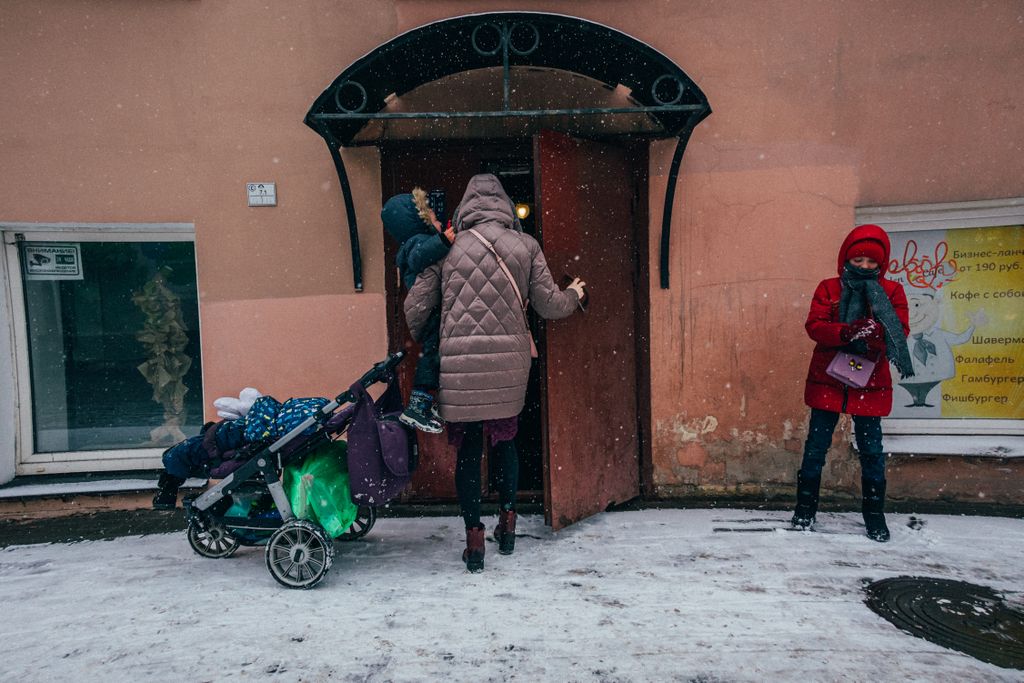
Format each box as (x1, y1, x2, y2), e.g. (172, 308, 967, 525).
(508, 22, 540, 56)
(651, 74, 685, 106)
(334, 80, 368, 113)
(471, 22, 503, 56)
(864, 576, 1024, 670)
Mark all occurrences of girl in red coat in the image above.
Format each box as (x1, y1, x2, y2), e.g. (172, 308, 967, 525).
(792, 224, 914, 541)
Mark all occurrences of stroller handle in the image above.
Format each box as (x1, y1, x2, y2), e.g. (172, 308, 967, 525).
(358, 350, 405, 387)
(336, 351, 406, 404)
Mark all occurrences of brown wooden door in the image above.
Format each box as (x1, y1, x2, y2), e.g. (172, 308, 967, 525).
(534, 130, 641, 530)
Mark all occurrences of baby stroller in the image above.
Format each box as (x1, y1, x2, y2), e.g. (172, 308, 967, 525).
(183, 352, 415, 589)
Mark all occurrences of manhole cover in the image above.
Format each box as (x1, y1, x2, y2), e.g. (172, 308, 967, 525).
(864, 576, 1024, 670)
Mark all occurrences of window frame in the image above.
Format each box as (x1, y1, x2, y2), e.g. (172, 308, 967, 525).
(1, 222, 201, 475)
(855, 198, 1024, 457)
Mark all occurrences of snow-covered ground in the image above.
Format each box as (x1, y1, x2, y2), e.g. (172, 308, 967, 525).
(1, 509, 1021, 682)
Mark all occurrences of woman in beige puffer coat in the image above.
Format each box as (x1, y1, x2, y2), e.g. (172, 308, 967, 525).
(404, 173, 585, 572)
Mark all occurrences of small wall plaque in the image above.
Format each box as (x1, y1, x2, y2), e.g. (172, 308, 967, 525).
(247, 182, 277, 207)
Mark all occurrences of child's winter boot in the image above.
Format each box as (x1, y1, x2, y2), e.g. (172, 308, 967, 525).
(494, 508, 517, 555)
(400, 390, 444, 434)
(861, 476, 890, 542)
(790, 471, 820, 529)
(153, 472, 185, 510)
(463, 524, 485, 572)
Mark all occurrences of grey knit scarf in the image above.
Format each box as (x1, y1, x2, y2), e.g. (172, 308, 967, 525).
(839, 263, 915, 379)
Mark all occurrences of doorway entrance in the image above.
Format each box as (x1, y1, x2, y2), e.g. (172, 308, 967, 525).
(382, 132, 649, 529)
(305, 11, 710, 527)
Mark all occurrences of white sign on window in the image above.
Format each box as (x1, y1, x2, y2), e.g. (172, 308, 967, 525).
(23, 243, 84, 280)
(247, 182, 277, 207)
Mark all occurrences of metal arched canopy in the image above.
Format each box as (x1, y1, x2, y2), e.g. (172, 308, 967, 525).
(304, 11, 711, 291)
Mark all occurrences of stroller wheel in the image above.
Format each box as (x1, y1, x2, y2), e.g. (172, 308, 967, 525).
(338, 505, 376, 541)
(265, 520, 334, 589)
(187, 521, 240, 559)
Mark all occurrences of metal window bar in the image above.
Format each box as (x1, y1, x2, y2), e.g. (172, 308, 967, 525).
(311, 104, 705, 122)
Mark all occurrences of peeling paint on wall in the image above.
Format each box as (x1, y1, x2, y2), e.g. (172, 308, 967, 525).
(655, 414, 719, 447)
(782, 419, 795, 441)
(728, 428, 770, 445)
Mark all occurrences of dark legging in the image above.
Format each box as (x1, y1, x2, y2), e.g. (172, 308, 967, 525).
(455, 422, 519, 528)
(798, 408, 886, 481)
(412, 310, 441, 391)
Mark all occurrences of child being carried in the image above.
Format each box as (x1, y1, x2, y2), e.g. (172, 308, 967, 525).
(381, 188, 454, 434)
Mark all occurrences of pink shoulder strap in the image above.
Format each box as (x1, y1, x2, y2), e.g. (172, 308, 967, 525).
(466, 229, 529, 313)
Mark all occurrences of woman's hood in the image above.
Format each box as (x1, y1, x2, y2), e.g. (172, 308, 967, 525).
(837, 224, 891, 275)
(453, 174, 520, 233)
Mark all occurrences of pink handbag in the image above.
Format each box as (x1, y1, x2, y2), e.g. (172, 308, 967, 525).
(826, 351, 877, 388)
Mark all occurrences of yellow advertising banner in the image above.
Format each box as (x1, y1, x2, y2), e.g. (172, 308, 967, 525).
(887, 225, 1024, 420)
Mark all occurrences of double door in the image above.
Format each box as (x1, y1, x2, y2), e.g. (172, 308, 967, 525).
(383, 131, 645, 529)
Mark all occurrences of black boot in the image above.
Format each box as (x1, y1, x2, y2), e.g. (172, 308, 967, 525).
(862, 477, 890, 542)
(790, 471, 821, 529)
(400, 391, 444, 434)
(462, 524, 485, 572)
(153, 472, 185, 510)
(494, 509, 517, 555)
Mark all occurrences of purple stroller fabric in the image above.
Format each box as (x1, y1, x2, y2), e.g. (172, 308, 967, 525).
(346, 376, 415, 505)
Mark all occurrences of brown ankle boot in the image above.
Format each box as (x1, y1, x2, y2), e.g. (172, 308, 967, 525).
(495, 509, 516, 555)
(462, 525, 485, 572)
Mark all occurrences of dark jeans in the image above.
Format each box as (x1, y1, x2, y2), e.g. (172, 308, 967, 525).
(455, 421, 519, 528)
(799, 408, 886, 481)
(412, 309, 441, 391)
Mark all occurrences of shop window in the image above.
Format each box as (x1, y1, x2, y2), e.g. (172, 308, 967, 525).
(2, 225, 202, 474)
(856, 198, 1024, 456)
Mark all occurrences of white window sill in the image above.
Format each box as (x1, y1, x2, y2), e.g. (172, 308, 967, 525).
(0, 477, 206, 500)
(882, 435, 1024, 457)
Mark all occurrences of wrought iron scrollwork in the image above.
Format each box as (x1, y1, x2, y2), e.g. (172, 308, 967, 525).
(334, 80, 368, 114)
(471, 22, 503, 56)
(507, 22, 540, 56)
(471, 20, 540, 110)
(651, 74, 686, 106)
(471, 21, 540, 57)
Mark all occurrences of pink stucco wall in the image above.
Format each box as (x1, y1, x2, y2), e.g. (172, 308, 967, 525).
(2, 1, 1022, 500)
(0, 1, 394, 410)
(638, 1, 1024, 500)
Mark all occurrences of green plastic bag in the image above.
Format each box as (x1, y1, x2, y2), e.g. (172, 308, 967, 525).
(282, 440, 358, 538)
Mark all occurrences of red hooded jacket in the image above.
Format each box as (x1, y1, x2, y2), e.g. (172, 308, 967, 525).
(803, 224, 910, 417)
